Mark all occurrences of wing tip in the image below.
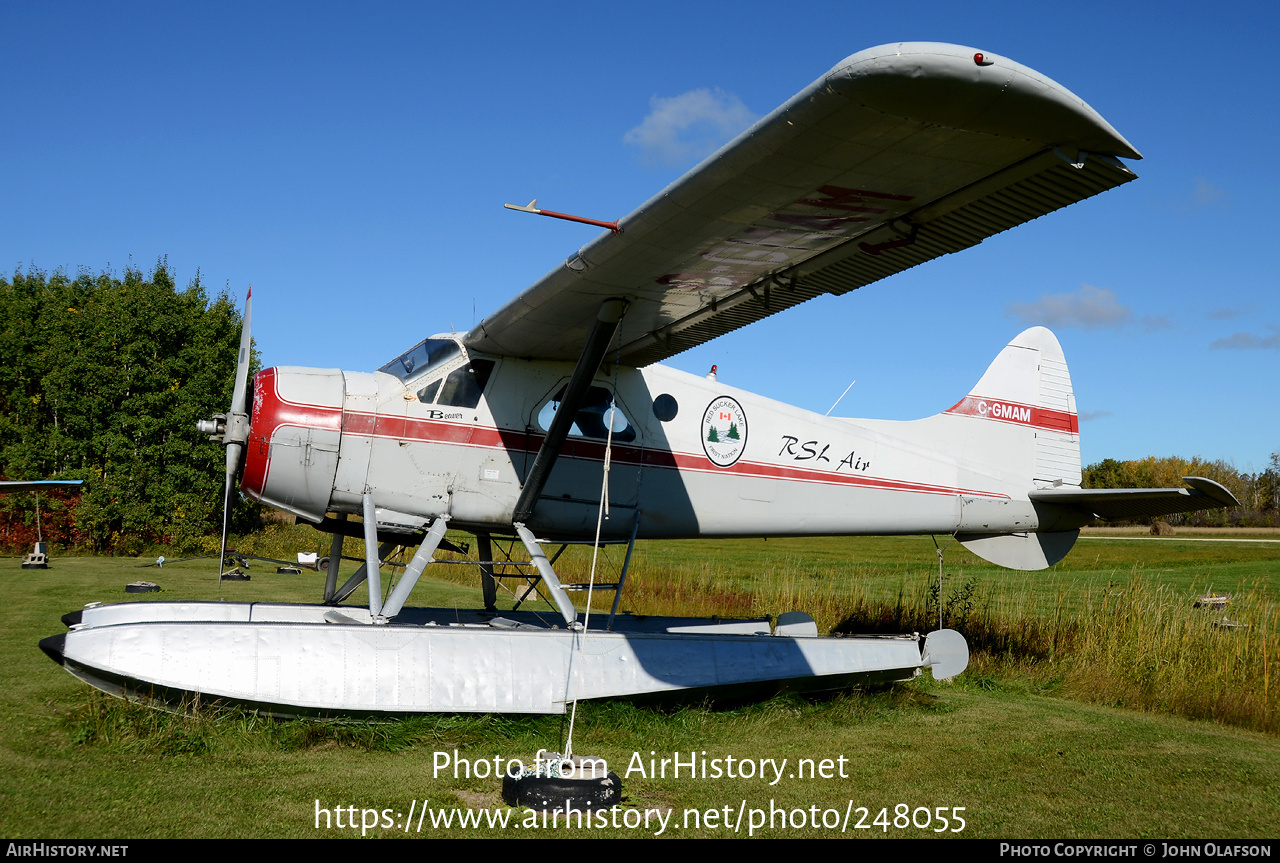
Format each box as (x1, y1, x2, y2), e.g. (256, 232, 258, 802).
(827, 42, 1141, 161)
(1182, 476, 1241, 508)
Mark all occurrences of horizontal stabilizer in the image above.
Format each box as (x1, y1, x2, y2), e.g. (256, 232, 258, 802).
(1029, 476, 1239, 521)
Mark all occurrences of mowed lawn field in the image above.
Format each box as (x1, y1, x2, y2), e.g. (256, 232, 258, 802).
(2, 532, 1278, 839)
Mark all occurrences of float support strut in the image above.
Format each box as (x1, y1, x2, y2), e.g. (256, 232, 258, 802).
(514, 523, 577, 627)
(382, 516, 451, 619)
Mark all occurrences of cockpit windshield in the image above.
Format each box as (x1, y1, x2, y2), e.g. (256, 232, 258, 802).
(378, 338, 461, 382)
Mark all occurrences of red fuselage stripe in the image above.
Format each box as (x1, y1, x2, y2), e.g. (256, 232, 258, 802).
(243, 368, 1012, 502)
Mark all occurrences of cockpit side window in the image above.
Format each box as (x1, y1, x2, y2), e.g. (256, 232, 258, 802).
(436, 360, 495, 409)
(415, 379, 442, 404)
(379, 338, 460, 382)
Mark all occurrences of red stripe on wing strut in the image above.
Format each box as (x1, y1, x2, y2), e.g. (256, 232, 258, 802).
(944, 395, 1078, 433)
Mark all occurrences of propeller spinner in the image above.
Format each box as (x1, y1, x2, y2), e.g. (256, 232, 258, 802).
(196, 288, 253, 585)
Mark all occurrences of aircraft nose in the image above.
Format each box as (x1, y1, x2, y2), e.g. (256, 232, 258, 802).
(240, 366, 273, 500)
(240, 366, 345, 522)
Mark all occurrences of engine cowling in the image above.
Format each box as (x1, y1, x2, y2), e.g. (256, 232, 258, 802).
(241, 366, 344, 522)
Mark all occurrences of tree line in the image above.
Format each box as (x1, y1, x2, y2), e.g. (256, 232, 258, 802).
(1083, 453, 1280, 526)
(0, 262, 260, 553)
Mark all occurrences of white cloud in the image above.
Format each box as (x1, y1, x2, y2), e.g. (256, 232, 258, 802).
(1209, 325, 1280, 350)
(1189, 178, 1226, 209)
(1150, 178, 1228, 213)
(624, 88, 757, 168)
(1078, 410, 1113, 422)
(1007, 284, 1133, 329)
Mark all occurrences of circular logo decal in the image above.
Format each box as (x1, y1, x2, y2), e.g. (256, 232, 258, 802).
(701, 396, 748, 467)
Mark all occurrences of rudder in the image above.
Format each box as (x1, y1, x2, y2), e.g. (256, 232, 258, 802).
(942, 326, 1081, 487)
(944, 327, 1082, 570)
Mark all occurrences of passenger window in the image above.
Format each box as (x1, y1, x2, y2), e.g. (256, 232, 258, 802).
(652, 393, 678, 422)
(537, 385, 636, 443)
(438, 360, 495, 409)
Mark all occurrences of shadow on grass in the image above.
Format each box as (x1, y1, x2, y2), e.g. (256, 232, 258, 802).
(59, 683, 949, 757)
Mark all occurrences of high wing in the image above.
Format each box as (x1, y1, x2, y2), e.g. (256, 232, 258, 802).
(1030, 477, 1240, 522)
(465, 42, 1141, 367)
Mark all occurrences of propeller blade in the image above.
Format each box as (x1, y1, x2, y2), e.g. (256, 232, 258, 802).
(229, 287, 253, 416)
(225, 442, 242, 497)
(218, 458, 233, 586)
(216, 287, 252, 586)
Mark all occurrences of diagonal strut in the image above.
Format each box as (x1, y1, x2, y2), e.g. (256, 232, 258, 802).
(512, 298, 626, 524)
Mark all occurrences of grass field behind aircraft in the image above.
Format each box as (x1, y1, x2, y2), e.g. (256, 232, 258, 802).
(8, 533, 1279, 837)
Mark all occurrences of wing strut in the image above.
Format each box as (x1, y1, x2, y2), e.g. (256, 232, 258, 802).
(512, 298, 627, 524)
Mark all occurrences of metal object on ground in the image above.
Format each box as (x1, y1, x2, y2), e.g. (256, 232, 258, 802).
(22, 542, 49, 570)
(1195, 594, 1232, 610)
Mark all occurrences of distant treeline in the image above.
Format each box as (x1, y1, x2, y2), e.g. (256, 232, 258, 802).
(1083, 454, 1280, 527)
(0, 262, 260, 553)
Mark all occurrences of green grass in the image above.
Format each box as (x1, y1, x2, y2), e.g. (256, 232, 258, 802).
(3, 535, 1279, 838)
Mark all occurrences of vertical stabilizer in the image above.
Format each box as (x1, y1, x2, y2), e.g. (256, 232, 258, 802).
(942, 326, 1081, 487)
(940, 327, 1082, 570)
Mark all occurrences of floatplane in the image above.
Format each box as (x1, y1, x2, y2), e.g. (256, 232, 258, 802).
(41, 43, 1237, 715)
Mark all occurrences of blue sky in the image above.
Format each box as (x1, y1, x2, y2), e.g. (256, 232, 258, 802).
(3, 1, 1277, 471)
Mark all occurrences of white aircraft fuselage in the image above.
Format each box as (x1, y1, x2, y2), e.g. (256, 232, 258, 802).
(245, 326, 1089, 564)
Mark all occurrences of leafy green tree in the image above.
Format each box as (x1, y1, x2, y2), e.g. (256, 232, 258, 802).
(0, 261, 260, 553)
(1082, 458, 1139, 489)
(1259, 449, 1280, 513)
